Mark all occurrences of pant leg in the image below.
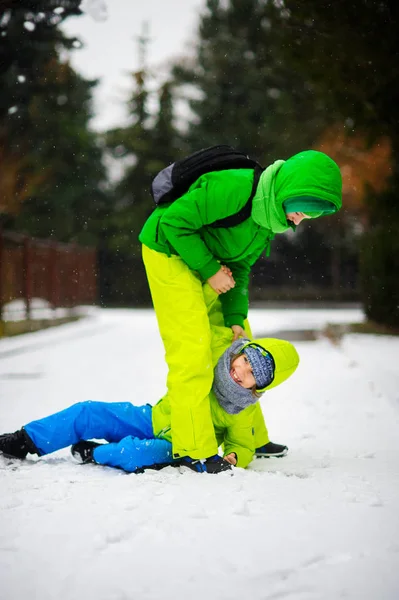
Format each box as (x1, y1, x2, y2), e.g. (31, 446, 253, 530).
(24, 402, 154, 456)
(142, 245, 217, 460)
(204, 281, 254, 363)
(93, 436, 174, 473)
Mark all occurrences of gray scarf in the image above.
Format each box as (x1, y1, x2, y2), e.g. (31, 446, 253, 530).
(212, 338, 258, 414)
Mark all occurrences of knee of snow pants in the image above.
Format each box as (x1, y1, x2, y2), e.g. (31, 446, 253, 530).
(93, 436, 174, 473)
(24, 401, 154, 455)
(142, 245, 218, 460)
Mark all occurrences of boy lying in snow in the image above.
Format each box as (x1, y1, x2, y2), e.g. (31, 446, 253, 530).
(0, 337, 299, 474)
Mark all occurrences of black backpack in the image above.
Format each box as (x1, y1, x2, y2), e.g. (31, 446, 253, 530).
(150, 145, 263, 229)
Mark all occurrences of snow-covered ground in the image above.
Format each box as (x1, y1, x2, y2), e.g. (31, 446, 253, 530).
(1, 307, 398, 600)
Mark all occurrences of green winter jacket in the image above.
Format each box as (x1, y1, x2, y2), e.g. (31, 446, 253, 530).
(139, 169, 272, 328)
(139, 151, 342, 329)
(152, 336, 300, 468)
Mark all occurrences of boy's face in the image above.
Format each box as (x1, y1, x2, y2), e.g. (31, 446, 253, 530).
(285, 211, 311, 225)
(230, 354, 256, 389)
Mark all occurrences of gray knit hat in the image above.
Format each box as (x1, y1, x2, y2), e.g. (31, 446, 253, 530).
(242, 345, 274, 389)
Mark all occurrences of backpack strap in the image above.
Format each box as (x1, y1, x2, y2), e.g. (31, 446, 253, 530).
(209, 165, 263, 229)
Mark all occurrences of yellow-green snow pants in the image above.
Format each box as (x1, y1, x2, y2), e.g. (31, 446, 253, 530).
(143, 245, 218, 459)
(142, 244, 269, 459)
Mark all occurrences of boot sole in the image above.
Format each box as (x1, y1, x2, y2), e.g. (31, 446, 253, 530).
(0, 450, 27, 460)
(255, 449, 288, 458)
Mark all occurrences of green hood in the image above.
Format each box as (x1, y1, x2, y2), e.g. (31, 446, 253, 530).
(251, 150, 342, 231)
(252, 337, 299, 392)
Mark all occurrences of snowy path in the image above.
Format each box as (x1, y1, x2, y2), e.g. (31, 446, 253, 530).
(1, 308, 398, 600)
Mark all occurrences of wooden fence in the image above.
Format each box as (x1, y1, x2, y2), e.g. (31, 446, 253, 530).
(0, 230, 97, 321)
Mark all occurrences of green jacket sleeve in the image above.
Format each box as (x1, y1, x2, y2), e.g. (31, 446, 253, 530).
(220, 259, 251, 328)
(158, 172, 250, 281)
(220, 241, 266, 327)
(223, 408, 256, 469)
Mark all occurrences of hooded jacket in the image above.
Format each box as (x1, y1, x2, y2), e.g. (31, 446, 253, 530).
(151, 336, 299, 468)
(139, 151, 342, 328)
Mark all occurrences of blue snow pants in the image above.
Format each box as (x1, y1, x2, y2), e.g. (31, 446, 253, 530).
(24, 401, 174, 473)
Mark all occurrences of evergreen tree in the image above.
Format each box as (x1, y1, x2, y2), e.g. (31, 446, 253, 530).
(0, 0, 83, 216)
(12, 58, 108, 244)
(172, 0, 333, 163)
(280, 0, 399, 325)
(105, 69, 159, 257)
(0, 0, 82, 122)
(1, 0, 108, 247)
(103, 59, 182, 304)
(151, 81, 182, 167)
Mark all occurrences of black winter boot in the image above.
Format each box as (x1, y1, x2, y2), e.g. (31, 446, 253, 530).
(255, 441, 288, 458)
(180, 454, 232, 474)
(71, 441, 102, 464)
(0, 428, 39, 459)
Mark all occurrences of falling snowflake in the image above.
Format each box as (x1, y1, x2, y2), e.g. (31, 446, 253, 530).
(80, 0, 108, 22)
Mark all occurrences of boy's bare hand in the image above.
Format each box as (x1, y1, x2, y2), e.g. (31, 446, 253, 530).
(207, 268, 235, 294)
(231, 325, 245, 340)
(224, 453, 237, 466)
(221, 264, 233, 277)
